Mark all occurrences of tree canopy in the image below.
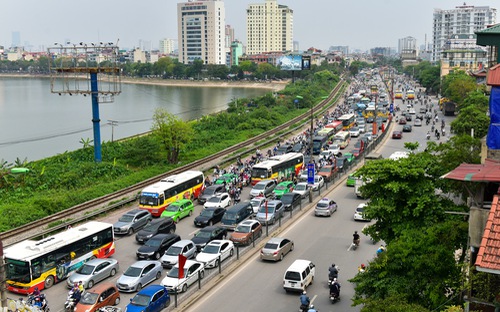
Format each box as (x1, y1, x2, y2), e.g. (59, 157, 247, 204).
(441, 71, 477, 106)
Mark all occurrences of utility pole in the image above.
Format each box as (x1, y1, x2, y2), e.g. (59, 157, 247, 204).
(107, 120, 118, 142)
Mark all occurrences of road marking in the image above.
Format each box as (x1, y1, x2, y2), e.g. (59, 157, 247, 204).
(189, 229, 200, 236)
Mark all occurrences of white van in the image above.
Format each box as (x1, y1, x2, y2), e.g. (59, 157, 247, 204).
(283, 259, 315, 292)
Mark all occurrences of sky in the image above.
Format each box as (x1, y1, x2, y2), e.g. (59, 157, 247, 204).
(0, 0, 497, 53)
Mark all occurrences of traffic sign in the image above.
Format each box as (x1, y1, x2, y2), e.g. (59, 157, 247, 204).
(389, 103, 394, 114)
(307, 163, 315, 185)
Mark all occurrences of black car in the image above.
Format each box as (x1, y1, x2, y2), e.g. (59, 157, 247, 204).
(191, 226, 227, 251)
(275, 144, 293, 155)
(405, 114, 412, 121)
(198, 185, 226, 205)
(335, 157, 348, 170)
(292, 143, 303, 153)
(402, 124, 413, 132)
(136, 233, 181, 260)
(281, 192, 302, 211)
(193, 207, 226, 227)
(366, 117, 374, 123)
(135, 218, 176, 244)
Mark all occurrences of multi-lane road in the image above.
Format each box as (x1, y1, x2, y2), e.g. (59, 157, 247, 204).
(16, 93, 453, 312)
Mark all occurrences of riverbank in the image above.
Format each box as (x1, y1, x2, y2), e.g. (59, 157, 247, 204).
(0, 73, 289, 91)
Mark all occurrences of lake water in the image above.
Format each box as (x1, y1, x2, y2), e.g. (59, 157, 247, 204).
(0, 77, 270, 163)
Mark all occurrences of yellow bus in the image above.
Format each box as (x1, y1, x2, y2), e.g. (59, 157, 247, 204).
(333, 131, 351, 149)
(406, 90, 415, 100)
(337, 113, 356, 130)
(395, 90, 403, 99)
(251, 153, 304, 185)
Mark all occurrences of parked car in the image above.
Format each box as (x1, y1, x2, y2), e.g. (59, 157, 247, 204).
(116, 261, 163, 292)
(203, 193, 231, 209)
(260, 237, 294, 262)
(314, 198, 338, 217)
(272, 181, 295, 199)
(312, 175, 324, 191)
(125, 284, 170, 312)
(161, 260, 205, 293)
(114, 209, 152, 235)
(136, 218, 176, 244)
(195, 240, 234, 268)
(74, 283, 120, 312)
(402, 124, 413, 132)
(67, 258, 119, 289)
(229, 220, 263, 245)
(318, 165, 336, 182)
(281, 192, 302, 211)
(193, 207, 226, 227)
(250, 197, 267, 215)
(160, 199, 194, 223)
(293, 182, 311, 199)
(160, 240, 197, 268)
(256, 200, 284, 225)
(392, 131, 403, 139)
(191, 226, 227, 251)
(136, 233, 181, 260)
(197, 184, 225, 205)
(250, 180, 276, 198)
(354, 203, 371, 221)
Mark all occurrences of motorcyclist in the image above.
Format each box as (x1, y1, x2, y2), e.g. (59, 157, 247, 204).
(353, 231, 360, 246)
(358, 263, 366, 273)
(307, 304, 318, 312)
(299, 291, 310, 312)
(426, 131, 430, 139)
(328, 263, 339, 280)
(330, 278, 341, 299)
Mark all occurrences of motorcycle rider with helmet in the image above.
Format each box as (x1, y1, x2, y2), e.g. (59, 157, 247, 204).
(328, 263, 339, 280)
(329, 278, 341, 302)
(299, 291, 310, 312)
(308, 304, 318, 312)
(353, 231, 360, 247)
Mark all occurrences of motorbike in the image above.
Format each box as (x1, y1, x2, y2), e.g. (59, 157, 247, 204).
(351, 238, 360, 250)
(330, 291, 340, 303)
(233, 191, 241, 204)
(64, 289, 81, 312)
(28, 294, 50, 312)
(426, 133, 430, 140)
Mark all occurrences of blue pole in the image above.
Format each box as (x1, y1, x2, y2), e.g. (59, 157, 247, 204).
(90, 72, 102, 162)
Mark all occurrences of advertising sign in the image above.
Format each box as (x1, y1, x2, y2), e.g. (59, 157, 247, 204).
(307, 163, 315, 185)
(278, 55, 303, 71)
(302, 56, 311, 70)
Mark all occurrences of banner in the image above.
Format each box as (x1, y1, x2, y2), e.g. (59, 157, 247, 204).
(178, 254, 187, 279)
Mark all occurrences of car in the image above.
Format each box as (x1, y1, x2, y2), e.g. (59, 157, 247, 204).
(136, 233, 181, 260)
(191, 226, 227, 251)
(402, 124, 413, 132)
(229, 220, 263, 245)
(193, 207, 226, 227)
(312, 175, 324, 191)
(350, 147, 363, 158)
(74, 283, 120, 312)
(409, 108, 416, 115)
(250, 197, 267, 215)
(113, 209, 152, 235)
(346, 174, 356, 187)
(366, 117, 374, 123)
(116, 261, 163, 292)
(362, 133, 373, 142)
(389, 151, 410, 160)
(203, 192, 231, 209)
(318, 165, 336, 182)
(292, 142, 303, 153)
(256, 200, 284, 224)
(275, 144, 293, 155)
(195, 240, 234, 268)
(319, 150, 333, 160)
(293, 182, 311, 199)
(161, 260, 205, 293)
(67, 258, 119, 289)
(281, 192, 302, 211)
(343, 152, 355, 163)
(414, 118, 422, 126)
(250, 180, 276, 198)
(416, 114, 424, 120)
(349, 126, 360, 137)
(314, 198, 338, 217)
(392, 131, 402, 139)
(125, 284, 170, 312)
(197, 184, 225, 205)
(335, 156, 348, 170)
(160, 199, 194, 223)
(405, 114, 412, 121)
(260, 237, 294, 262)
(327, 144, 341, 156)
(214, 173, 239, 185)
(160, 240, 197, 268)
(354, 203, 371, 221)
(398, 118, 407, 125)
(272, 181, 295, 199)
(136, 218, 176, 244)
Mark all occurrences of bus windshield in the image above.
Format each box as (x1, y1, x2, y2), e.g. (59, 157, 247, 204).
(139, 193, 159, 206)
(5, 259, 31, 283)
(252, 168, 269, 179)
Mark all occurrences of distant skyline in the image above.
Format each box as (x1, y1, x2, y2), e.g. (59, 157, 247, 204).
(0, 0, 497, 53)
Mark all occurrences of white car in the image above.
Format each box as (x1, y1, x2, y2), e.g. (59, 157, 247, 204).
(357, 124, 366, 133)
(161, 260, 205, 293)
(203, 192, 231, 209)
(409, 108, 416, 115)
(312, 175, 324, 191)
(319, 150, 332, 160)
(389, 151, 410, 160)
(195, 239, 234, 268)
(293, 182, 311, 199)
(354, 203, 371, 221)
(250, 197, 266, 214)
(327, 144, 341, 156)
(349, 127, 361, 137)
(314, 198, 337, 217)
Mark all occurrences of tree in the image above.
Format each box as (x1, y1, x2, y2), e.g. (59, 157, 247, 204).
(441, 71, 477, 106)
(460, 89, 489, 112)
(239, 60, 257, 74)
(151, 108, 193, 163)
(450, 106, 489, 139)
(255, 62, 278, 79)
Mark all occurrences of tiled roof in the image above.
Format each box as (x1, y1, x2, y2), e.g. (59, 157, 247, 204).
(475, 195, 500, 273)
(487, 64, 500, 86)
(476, 23, 500, 34)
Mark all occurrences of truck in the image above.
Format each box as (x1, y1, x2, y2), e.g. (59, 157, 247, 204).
(443, 101, 456, 116)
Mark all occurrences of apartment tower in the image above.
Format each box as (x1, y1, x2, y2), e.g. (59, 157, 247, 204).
(177, 0, 225, 65)
(246, 0, 293, 55)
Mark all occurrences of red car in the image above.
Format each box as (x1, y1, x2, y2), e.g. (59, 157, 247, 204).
(392, 131, 403, 139)
(398, 118, 407, 125)
(351, 148, 362, 157)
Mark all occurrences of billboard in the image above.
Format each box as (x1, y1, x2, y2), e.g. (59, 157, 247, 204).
(302, 56, 311, 70)
(278, 55, 303, 71)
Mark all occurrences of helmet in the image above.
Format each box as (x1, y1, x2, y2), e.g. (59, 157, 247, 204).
(302, 291, 307, 295)
(354, 230, 358, 234)
(310, 305, 315, 309)
(361, 264, 366, 268)
(332, 263, 335, 267)
(333, 278, 337, 282)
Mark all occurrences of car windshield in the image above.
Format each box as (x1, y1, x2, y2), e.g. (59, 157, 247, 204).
(131, 294, 151, 307)
(79, 292, 99, 305)
(202, 245, 221, 254)
(235, 225, 251, 233)
(167, 267, 187, 278)
(195, 231, 212, 238)
(166, 205, 179, 212)
(76, 264, 94, 275)
(295, 184, 306, 191)
(142, 222, 161, 233)
(200, 210, 214, 217)
(356, 207, 364, 212)
(275, 185, 286, 190)
(124, 266, 142, 277)
(250, 199, 263, 207)
(258, 207, 275, 214)
(118, 215, 134, 223)
(165, 246, 182, 256)
(207, 196, 220, 203)
(263, 243, 278, 250)
(145, 238, 162, 247)
(253, 184, 266, 190)
(314, 177, 321, 183)
(281, 196, 293, 204)
(317, 202, 329, 208)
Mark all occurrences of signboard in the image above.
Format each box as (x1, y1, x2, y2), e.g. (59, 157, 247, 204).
(389, 103, 394, 114)
(302, 56, 311, 70)
(307, 163, 315, 185)
(278, 55, 303, 71)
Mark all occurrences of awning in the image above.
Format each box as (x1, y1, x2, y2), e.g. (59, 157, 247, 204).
(441, 159, 500, 182)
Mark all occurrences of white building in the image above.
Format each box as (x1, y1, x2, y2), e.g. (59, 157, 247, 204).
(398, 36, 417, 54)
(177, 0, 226, 65)
(246, 0, 293, 55)
(432, 4, 496, 63)
(159, 38, 175, 55)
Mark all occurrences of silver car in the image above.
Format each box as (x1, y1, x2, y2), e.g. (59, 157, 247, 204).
(293, 182, 311, 199)
(260, 237, 294, 261)
(160, 240, 197, 268)
(67, 258, 119, 289)
(113, 209, 152, 235)
(116, 261, 163, 292)
(255, 200, 284, 225)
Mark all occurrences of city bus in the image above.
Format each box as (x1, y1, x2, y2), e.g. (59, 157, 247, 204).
(333, 131, 351, 149)
(324, 121, 343, 134)
(251, 153, 304, 185)
(4, 221, 115, 294)
(337, 113, 357, 130)
(139, 170, 205, 217)
(406, 90, 415, 100)
(395, 90, 403, 99)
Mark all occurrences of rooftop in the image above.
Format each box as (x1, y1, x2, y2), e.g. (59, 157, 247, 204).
(475, 195, 500, 274)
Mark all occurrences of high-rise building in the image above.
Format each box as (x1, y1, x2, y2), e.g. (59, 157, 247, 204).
(432, 4, 496, 63)
(329, 46, 349, 56)
(398, 36, 417, 54)
(159, 38, 175, 55)
(246, 0, 293, 55)
(225, 25, 234, 49)
(177, 0, 226, 65)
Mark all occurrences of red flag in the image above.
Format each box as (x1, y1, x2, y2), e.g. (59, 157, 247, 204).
(178, 254, 187, 279)
(381, 123, 385, 132)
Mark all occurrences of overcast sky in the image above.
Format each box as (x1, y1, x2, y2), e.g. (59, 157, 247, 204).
(0, 0, 497, 53)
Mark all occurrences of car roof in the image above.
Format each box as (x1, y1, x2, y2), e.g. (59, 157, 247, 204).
(84, 258, 116, 266)
(240, 220, 258, 226)
(319, 198, 330, 202)
(200, 226, 223, 232)
(173, 259, 201, 268)
(149, 217, 173, 225)
(207, 239, 230, 246)
(150, 233, 180, 240)
(86, 282, 118, 294)
(125, 209, 146, 216)
(266, 237, 288, 244)
(136, 284, 166, 296)
(281, 192, 298, 197)
(130, 260, 161, 269)
(171, 199, 191, 205)
(205, 185, 224, 191)
(267, 200, 282, 205)
(170, 240, 195, 247)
